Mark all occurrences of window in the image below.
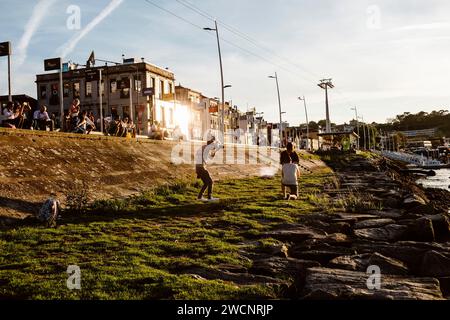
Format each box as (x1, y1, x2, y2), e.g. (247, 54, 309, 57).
(49, 84, 59, 105)
(110, 80, 117, 93)
(150, 77, 155, 88)
(39, 85, 47, 100)
(168, 82, 173, 94)
(73, 81, 80, 98)
(160, 80, 165, 98)
(135, 75, 142, 93)
(63, 83, 70, 97)
(85, 81, 92, 97)
(120, 77, 130, 99)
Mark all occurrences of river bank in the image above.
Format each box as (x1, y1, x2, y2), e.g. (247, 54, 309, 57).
(0, 151, 449, 300)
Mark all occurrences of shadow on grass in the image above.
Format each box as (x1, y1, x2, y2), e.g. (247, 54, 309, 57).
(60, 200, 241, 226)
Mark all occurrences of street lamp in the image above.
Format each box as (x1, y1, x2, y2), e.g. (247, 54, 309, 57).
(351, 107, 360, 150)
(204, 20, 225, 141)
(298, 96, 310, 151)
(268, 72, 283, 148)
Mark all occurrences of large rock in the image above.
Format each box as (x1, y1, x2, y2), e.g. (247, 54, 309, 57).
(329, 252, 409, 275)
(290, 244, 357, 265)
(420, 250, 450, 277)
(405, 217, 435, 242)
(403, 194, 428, 210)
(263, 226, 325, 243)
(300, 267, 444, 300)
(354, 241, 450, 272)
(425, 214, 450, 241)
(250, 257, 320, 278)
(354, 219, 396, 229)
(354, 224, 408, 242)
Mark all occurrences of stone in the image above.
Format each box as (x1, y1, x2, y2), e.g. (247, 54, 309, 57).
(300, 267, 444, 300)
(321, 233, 352, 247)
(337, 213, 379, 221)
(420, 250, 450, 277)
(354, 224, 408, 242)
(329, 252, 409, 275)
(263, 227, 325, 243)
(425, 214, 450, 240)
(250, 257, 320, 278)
(406, 217, 435, 242)
(290, 245, 357, 265)
(354, 219, 396, 229)
(354, 241, 450, 272)
(403, 194, 427, 209)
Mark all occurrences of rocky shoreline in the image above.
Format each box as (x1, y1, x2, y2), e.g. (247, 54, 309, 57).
(240, 153, 450, 300)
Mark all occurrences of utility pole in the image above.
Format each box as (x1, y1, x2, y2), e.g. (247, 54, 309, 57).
(269, 72, 283, 148)
(360, 115, 366, 150)
(204, 20, 225, 141)
(318, 79, 334, 133)
(351, 107, 360, 150)
(0, 42, 12, 102)
(99, 68, 104, 133)
(299, 96, 309, 150)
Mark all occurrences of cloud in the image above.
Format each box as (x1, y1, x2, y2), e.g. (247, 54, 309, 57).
(15, 0, 57, 66)
(57, 0, 124, 59)
(391, 21, 450, 32)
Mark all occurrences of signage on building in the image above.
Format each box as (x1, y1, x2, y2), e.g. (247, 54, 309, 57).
(85, 70, 99, 82)
(142, 88, 154, 96)
(44, 58, 61, 71)
(123, 58, 135, 64)
(0, 41, 11, 56)
(209, 106, 219, 113)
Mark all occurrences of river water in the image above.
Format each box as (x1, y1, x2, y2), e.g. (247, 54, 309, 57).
(417, 168, 450, 191)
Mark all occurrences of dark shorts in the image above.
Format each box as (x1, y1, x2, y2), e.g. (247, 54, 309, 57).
(196, 166, 212, 184)
(284, 185, 298, 195)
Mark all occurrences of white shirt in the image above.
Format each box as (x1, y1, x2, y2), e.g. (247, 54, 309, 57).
(282, 163, 299, 186)
(38, 111, 50, 121)
(3, 108, 15, 120)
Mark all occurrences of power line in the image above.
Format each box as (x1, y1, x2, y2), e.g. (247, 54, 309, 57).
(175, 0, 319, 82)
(143, 0, 309, 80)
(174, 0, 357, 106)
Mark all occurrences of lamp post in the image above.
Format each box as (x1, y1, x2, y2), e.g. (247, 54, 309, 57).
(360, 115, 366, 150)
(351, 107, 360, 150)
(299, 96, 310, 151)
(204, 20, 225, 141)
(269, 72, 283, 148)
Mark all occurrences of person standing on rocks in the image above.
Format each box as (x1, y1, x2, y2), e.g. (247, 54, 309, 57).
(195, 135, 221, 202)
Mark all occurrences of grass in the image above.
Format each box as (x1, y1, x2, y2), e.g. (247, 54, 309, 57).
(0, 170, 334, 300)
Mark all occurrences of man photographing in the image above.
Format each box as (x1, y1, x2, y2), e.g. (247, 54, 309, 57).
(195, 135, 222, 202)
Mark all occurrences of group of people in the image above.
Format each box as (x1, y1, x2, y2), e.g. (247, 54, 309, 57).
(105, 115, 137, 138)
(1, 101, 56, 131)
(63, 99, 96, 134)
(194, 138, 301, 202)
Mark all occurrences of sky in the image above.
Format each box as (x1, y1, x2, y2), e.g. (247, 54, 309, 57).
(1, 0, 450, 125)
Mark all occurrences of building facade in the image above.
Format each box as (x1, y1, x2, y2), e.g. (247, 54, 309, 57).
(36, 60, 176, 135)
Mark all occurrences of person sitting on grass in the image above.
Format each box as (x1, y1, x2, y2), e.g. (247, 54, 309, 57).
(37, 105, 54, 131)
(73, 110, 88, 134)
(195, 135, 222, 202)
(108, 115, 121, 136)
(86, 112, 96, 134)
